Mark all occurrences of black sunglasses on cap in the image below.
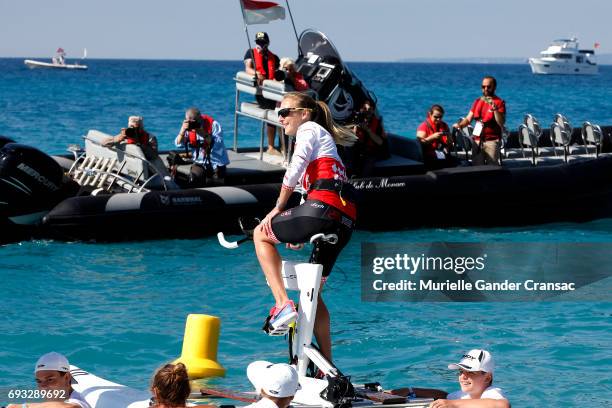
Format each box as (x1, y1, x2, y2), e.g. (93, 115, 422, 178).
(277, 107, 312, 118)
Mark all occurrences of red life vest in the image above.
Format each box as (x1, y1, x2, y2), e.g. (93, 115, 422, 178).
(187, 114, 214, 148)
(126, 129, 149, 146)
(252, 47, 277, 80)
(424, 117, 450, 149)
(304, 157, 356, 220)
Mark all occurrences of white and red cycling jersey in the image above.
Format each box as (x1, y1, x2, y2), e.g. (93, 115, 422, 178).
(282, 121, 356, 219)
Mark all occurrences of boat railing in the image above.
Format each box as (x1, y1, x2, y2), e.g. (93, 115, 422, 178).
(69, 134, 176, 192)
(233, 71, 290, 161)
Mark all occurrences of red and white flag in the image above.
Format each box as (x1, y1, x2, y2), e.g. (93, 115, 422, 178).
(240, 0, 285, 25)
(594, 42, 601, 49)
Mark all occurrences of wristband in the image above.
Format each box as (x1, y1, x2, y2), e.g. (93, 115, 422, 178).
(407, 387, 416, 398)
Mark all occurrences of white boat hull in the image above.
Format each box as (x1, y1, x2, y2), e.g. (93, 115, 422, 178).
(529, 58, 597, 75)
(70, 366, 151, 408)
(24, 59, 88, 70)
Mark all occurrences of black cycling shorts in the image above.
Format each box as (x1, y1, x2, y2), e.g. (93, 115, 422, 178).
(270, 200, 354, 277)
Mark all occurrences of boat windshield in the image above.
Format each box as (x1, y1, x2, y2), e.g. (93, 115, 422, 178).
(298, 30, 343, 64)
(551, 39, 578, 49)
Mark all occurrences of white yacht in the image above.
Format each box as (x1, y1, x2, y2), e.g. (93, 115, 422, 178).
(529, 38, 597, 75)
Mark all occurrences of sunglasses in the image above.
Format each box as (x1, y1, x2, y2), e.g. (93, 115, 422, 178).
(277, 107, 312, 118)
(481, 85, 494, 89)
(432, 115, 443, 119)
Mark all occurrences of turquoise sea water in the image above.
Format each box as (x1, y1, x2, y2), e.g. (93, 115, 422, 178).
(1, 59, 611, 406)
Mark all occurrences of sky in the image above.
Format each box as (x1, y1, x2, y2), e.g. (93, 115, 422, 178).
(1, 0, 610, 61)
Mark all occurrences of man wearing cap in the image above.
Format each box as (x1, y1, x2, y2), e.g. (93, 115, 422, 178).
(244, 32, 282, 156)
(245, 361, 301, 408)
(429, 349, 509, 408)
(7, 352, 91, 408)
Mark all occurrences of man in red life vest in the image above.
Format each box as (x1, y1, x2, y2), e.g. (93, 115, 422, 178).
(416, 104, 454, 169)
(244, 31, 282, 156)
(453, 76, 506, 166)
(104, 116, 158, 160)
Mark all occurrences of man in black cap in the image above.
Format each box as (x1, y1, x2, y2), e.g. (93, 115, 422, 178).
(244, 31, 281, 155)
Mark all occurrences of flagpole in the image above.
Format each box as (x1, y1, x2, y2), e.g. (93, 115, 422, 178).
(238, 1, 255, 64)
(285, 0, 303, 58)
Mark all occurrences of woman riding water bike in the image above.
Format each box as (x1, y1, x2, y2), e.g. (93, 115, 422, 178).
(254, 92, 358, 363)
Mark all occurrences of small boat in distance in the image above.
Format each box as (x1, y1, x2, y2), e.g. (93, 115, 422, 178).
(528, 37, 597, 75)
(24, 47, 88, 70)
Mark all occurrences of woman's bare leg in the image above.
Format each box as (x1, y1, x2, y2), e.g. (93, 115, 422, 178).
(254, 226, 290, 307)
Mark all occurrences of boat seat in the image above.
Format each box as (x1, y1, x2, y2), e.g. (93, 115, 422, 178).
(582, 121, 604, 157)
(261, 79, 287, 102)
(266, 108, 280, 123)
(78, 130, 177, 191)
(240, 102, 268, 119)
(234, 71, 261, 95)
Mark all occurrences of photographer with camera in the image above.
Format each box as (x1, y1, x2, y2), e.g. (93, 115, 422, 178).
(278, 57, 309, 92)
(104, 116, 159, 159)
(416, 104, 455, 170)
(347, 100, 388, 177)
(175, 107, 229, 187)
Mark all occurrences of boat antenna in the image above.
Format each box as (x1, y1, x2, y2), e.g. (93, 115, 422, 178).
(238, 1, 256, 64)
(285, 0, 303, 58)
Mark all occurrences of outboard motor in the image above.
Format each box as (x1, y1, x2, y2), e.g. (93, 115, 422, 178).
(295, 30, 375, 125)
(0, 135, 15, 149)
(0, 143, 78, 243)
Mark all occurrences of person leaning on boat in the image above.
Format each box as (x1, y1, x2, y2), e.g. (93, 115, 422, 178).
(453, 76, 506, 166)
(254, 92, 358, 363)
(417, 104, 454, 170)
(244, 31, 282, 156)
(278, 57, 309, 91)
(429, 349, 510, 408)
(175, 107, 230, 187)
(245, 361, 301, 408)
(149, 362, 191, 408)
(103, 116, 159, 160)
(6, 352, 91, 408)
(347, 99, 389, 177)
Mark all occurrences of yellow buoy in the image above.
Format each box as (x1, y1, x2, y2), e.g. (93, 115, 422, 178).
(173, 314, 226, 379)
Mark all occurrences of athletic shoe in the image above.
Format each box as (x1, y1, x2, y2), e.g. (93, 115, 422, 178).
(267, 301, 297, 335)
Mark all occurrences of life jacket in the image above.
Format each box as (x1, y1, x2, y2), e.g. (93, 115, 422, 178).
(424, 117, 449, 150)
(252, 47, 277, 80)
(471, 96, 503, 141)
(304, 157, 357, 220)
(187, 114, 214, 148)
(126, 130, 150, 146)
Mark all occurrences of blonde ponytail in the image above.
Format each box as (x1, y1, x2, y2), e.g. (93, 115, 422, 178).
(313, 101, 358, 146)
(284, 92, 358, 147)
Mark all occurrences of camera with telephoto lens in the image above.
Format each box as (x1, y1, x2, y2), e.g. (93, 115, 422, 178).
(274, 69, 286, 81)
(125, 127, 138, 137)
(187, 120, 200, 131)
(353, 111, 368, 124)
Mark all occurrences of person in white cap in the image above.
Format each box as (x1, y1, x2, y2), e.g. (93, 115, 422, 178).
(7, 352, 91, 408)
(104, 115, 159, 156)
(429, 349, 509, 408)
(245, 361, 301, 408)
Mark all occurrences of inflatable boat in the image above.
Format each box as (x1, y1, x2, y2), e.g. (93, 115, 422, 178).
(3, 30, 612, 244)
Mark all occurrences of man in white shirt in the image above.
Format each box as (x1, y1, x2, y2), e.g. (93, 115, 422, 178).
(7, 352, 91, 408)
(429, 349, 510, 408)
(244, 361, 301, 408)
